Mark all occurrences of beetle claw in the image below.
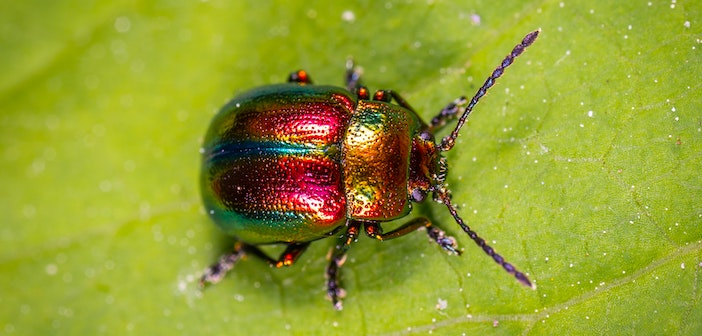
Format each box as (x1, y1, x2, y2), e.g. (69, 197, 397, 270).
(327, 286, 346, 311)
(334, 302, 344, 311)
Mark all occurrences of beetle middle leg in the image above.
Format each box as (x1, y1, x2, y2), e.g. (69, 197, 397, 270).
(326, 220, 362, 310)
(364, 217, 461, 255)
(323, 218, 461, 309)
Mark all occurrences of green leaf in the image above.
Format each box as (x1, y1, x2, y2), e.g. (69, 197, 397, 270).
(1, 1, 700, 334)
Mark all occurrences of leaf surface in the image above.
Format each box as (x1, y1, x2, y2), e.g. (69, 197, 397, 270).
(1, 1, 700, 334)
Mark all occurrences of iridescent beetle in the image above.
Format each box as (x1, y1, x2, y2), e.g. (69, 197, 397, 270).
(200, 30, 539, 310)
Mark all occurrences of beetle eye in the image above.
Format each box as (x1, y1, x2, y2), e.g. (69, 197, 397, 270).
(411, 189, 427, 202)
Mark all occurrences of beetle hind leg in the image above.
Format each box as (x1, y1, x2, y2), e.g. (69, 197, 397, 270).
(235, 241, 311, 268)
(364, 218, 461, 255)
(344, 58, 363, 93)
(270, 242, 311, 268)
(200, 241, 311, 287)
(288, 70, 313, 85)
(200, 241, 247, 286)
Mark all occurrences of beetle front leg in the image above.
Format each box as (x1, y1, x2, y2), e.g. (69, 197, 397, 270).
(364, 217, 461, 255)
(326, 220, 362, 310)
(428, 97, 468, 132)
(375, 90, 467, 133)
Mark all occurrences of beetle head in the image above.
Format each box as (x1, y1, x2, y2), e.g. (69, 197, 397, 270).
(408, 128, 442, 203)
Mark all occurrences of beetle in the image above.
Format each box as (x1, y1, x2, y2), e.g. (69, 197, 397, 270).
(200, 30, 539, 310)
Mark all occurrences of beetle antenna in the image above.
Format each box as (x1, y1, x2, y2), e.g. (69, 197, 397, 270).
(436, 190, 535, 289)
(439, 29, 540, 152)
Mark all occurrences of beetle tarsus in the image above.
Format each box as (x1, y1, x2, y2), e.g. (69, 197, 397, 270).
(325, 221, 361, 310)
(200, 243, 246, 287)
(425, 225, 461, 255)
(326, 260, 347, 311)
(345, 58, 363, 93)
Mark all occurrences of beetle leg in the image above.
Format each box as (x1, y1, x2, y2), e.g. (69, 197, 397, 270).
(288, 70, 313, 85)
(200, 241, 311, 288)
(200, 241, 247, 286)
(229, 242, 311, 268)
(345, 58, 363, 93)
(271, 242, 311, 268)
(364, 218, 461, 255)
(386, 90, 418, 114)
(326, 220, 362, 310)
(428, 97, 468, 132)
(384, 89, 469, 134)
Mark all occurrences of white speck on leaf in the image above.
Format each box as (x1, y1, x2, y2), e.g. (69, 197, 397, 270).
(436, 298, 448, 310)
(341, 10, 355, 22)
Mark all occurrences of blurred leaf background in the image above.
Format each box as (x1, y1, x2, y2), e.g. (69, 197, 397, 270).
(1, 0, 700, 335)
